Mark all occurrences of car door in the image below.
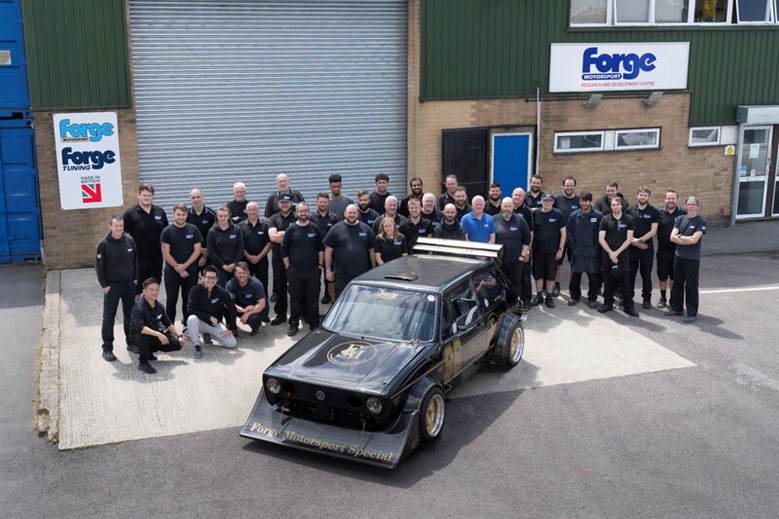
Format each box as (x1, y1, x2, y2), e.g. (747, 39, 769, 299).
(444, 279, 489, 375)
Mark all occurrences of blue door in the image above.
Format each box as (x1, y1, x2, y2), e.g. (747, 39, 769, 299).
(0, 0, 41, 263)
(491, 133, 533, 195)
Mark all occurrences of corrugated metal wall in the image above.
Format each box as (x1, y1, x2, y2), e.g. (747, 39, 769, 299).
(422, 0, 779, 125)
(129, 0, 408, 215)
(21, 0, 131, 110)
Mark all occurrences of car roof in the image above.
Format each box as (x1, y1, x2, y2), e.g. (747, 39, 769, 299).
(353, 255, 490, 292)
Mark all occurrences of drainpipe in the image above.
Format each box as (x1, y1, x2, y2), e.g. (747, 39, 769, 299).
(536, 87, 540, 174)
(729, 124, 745, 227)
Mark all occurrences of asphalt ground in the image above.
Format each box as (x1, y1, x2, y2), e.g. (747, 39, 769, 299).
(2, 220, 779, 517)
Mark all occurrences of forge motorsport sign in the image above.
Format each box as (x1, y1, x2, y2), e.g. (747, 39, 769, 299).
(54, 112, 123, 209)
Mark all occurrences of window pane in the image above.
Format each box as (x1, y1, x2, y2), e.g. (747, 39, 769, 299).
(695, 0, 731, 22)
(616, 130, 659, 148)
(738, 0, 771, 21)
(556, 133, 603, 151)
(656, 0, 689, 22)
(571, 0, 609, 24)
(616, 0, 651, 22)
(690, 128, 720, 145)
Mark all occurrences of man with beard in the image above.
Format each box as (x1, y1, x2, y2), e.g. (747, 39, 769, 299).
(187, 187, 216, 270)
(310, 192, 339, 304)
(566, 192, 602, 309)
(207, 205, 244, 288)
(369, 173, 392, 213)
(494, 198, 531, 300)
(327, 173, 353, 219)
(399, 198, 434, 250)
(438, 174, 459, 211)
(282, 202, 324, 336)
(668, 196, 707, 323)
(531, 194, 566, 309)
(598, 197, 638, 316)
(421, 192, 442, 228)
(593, 180, 626, 216)
(123, 183, 168, 297)
(485, 182, 503, 216)
(239, 201, 271, 301)
(654, 190, 686, 308)
(372, 195, 407, 235)
(453, 186, 471, 220)
(512, 187, 535, 307)
(324, 204, 376, 299)
(526, 175, 544, 211)
(433, 203, 466, 240)
(626, 186, 660, 309)
(268, 194, 297, 325)
(265, 173, 305, 218)
(227, 182, 250, 223)
(356, 189, 381, 228)
(160, 203, 203, 324)
(552, 176, 581, 296)
(399, 176, 424, 217)
(225, 262, 268, 336)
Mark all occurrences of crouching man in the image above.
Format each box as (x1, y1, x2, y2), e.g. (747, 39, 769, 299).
(225, 261, 268, 336)
(130, 278, 185, 374)
(186, 266, 238, 358)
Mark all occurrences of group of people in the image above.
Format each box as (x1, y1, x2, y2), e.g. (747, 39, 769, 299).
(95, 172, 706, 374)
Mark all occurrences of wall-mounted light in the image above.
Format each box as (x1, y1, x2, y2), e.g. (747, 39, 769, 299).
(643, 91, 663, 107)
(584, 93, 602, 109)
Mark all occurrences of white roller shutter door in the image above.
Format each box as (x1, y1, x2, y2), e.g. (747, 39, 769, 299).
(129, 0, 407, 215)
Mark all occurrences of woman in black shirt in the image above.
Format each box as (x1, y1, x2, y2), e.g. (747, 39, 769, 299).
(374, 217, 408, 265)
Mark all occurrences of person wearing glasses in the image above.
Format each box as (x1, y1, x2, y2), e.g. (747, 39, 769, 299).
(185, 266, 238, 358)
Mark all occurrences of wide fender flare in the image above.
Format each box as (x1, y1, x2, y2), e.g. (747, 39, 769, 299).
(402, 375, 440, 414)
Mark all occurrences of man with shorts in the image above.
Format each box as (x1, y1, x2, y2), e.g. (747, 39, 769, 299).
(655, 190, 686, 308)
(531, 193, 566, 308)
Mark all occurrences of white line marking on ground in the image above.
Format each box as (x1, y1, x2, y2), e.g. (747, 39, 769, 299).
(700, 285, 779, 295)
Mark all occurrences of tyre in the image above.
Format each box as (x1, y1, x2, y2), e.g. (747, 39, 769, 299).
(494, 314, 524, 367)
(419, 386, 446, 443)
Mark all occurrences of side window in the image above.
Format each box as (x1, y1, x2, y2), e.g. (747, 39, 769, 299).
(441, 300, 455, 340)
(474, 270, 504, 310)
(450, 282, 479, 333)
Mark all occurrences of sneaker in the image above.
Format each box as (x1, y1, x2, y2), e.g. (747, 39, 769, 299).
(683, 315, 697, 323)
(270, 293, 277, 302)
(321, 295, 331, 305)
(287, 324, 299, 337)
(101, 349, 117, 362)
(545, 295, 555, 308)
(138, 361, 157, 374)
(666, 308, 683, 316)
(126, 343, 140, 354)
(642, 299, 652, 310)
(552, 283, 560, 297)
(567, 298, 579, 307)
(194, 345, 203, 358)
(261, 316, 270, 323)
(587, 300, 599, 309)
(250, 325, 261, 336)
(270, 315, 287, 326)
(531, 294, 544, 307)
(149, 353, 158, 361)
(656, 297, 667, 309)
(624, 307, 639, 317)
(597, 304, 613, 314)
(203, 333, 213, 345)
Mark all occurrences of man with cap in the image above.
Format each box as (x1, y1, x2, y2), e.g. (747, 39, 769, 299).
(531, 193, 566, 308)
(268, 193, 297, 325)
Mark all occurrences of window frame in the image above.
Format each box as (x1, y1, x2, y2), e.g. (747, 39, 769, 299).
(570, 0, 742, 26)
(553, 127, 662, 154)
(554, 131, 606, 154)
(613, 128, 662, 150)
(688, 126, 722, 147)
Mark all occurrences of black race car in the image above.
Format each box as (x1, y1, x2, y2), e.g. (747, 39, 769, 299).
(240, 238, 527, 468)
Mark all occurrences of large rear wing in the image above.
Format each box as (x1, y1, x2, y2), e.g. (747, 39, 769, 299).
(413, 237, 504, 261)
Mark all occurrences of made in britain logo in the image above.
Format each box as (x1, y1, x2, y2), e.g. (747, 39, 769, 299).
(581, 46, 657, 81)
(81, 183, 102, 203)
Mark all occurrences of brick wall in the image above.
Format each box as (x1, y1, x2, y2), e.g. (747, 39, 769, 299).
(35, 109, 140, 269)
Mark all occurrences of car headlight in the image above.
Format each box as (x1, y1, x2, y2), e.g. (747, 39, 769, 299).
(266, 378, 281, 395)
(366, 397, 383, 415)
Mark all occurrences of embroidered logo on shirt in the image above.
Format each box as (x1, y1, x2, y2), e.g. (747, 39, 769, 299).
(229, 234, 236, 239)
(186, 234, 194, 239)
(210, 298, 219, 303)
(359, 232, 367, 237)
(155, 215, 162, 220)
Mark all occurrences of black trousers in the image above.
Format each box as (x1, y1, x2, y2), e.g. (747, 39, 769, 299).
(288, 269, 321, 329)
(164, 267, 197, 324)
(501, 262, 522, 303)
(272, 256, 288, 316)
(101, 281, 136, 350)
(569, 271, 600, 302)
(519, 261, 533, 303)
(670, 257, 700, 317)
(136, 259, 163, 294)
(136, 330, 183, 363)
(602, 257, 634, 309)
(248, 257, 269, 296)
(629, 247, 654, 301)
(237, 309, 267, 330)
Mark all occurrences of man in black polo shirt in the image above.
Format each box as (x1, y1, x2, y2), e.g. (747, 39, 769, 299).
(421, 193, 442, 228)
(453, 186, 471, 221)
(356, 189, 380, 228)
(268, 194, 297, 324)
(598, 197, 638, 316)
(187, 188, 216, 270)
(399, 198, 433, 250)
(226, 182, 250, 223)
(324, 204, 376, 299)
(160, 203, 203, 325)
(526, 175, 544, 211)
(369, 173, 392, 213)
(399, 177, 424, 218)
(265, 173, 305, 218)
(655, 190, 686, 308)
(310, 192, 339, 304)
(494, 198, 531, 304)
(593, 180, 626, 216)
(626, 186, 660, 309)
(437, 174, 458, 211)
(226, 262, 268, 336)
(131, 278, 186, 374)
(552, 176, 581, 297)
(95, 214, 138, 361)
(239, 201, 271, 299)
(485, 182, 503, 216)
(668, 196, 707, 323)
(512, 188, 535, 306)
(207, 205, 244, 288)
(123, 183, 168, 296)
(531, 193, 566, 309)
(566, 192, 602, 309)
(282, 202, 324, 336)
(372, 196, 407, 235)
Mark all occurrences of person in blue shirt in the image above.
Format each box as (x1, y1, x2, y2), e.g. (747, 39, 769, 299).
(461, 196, 496, 244)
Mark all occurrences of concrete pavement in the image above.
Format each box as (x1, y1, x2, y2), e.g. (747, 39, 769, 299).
(37, 220, 779, 449)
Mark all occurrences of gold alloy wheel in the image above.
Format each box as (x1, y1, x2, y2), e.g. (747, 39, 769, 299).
(424, 393, 445, 438)
(509, 326, 524, 364)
